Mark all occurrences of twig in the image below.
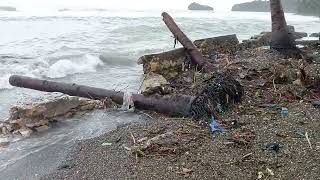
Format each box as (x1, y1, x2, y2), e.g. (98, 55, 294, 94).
(130, 132, 136, 144)
(241, 153, 253, 161)
(226, 152, 253, 165)
(138, 75, 147, 92)
(140, 111, 154, 120)
(273, 79, 277, 92)
(130, 132, 138, 163)
(305, 132, 312, 150)
(185, 123, 202, 129)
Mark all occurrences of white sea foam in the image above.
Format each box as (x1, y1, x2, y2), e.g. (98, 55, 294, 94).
(0, 74, 12, 90)
(46, 54, 103, 78)
(0, 54, 103, 89)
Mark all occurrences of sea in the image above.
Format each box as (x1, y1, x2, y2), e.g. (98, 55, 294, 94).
(0, 8, 319, 179)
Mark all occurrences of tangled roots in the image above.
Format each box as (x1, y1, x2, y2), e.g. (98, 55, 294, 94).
(190, 74, 243, 119)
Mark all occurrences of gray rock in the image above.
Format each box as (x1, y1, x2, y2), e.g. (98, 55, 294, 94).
(140, 73, 170, 95)
(287, 25, 295, 33)
(19, 128, 33, 137)
(188, 2, 213, 11)
(310, 33, 320, 37)
(35, 125, 50, 133)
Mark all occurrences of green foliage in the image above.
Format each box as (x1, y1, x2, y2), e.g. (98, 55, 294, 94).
(297, 0, 320, 17)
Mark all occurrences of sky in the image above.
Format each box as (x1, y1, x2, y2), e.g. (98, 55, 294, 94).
(0, 0, 252, 11)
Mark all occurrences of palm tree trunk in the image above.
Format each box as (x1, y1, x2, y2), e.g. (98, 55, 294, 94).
(270, 0, 296, 50)
(162, 12, 213, 72)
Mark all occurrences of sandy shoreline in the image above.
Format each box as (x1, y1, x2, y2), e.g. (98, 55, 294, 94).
(42, 45, 320, 179)
(42, 100, 320, 179)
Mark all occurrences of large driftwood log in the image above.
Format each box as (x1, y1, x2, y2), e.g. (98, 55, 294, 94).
(9, 75, 193, 117)
(162, 12, 213, 72)
(9, 74, 244, 118)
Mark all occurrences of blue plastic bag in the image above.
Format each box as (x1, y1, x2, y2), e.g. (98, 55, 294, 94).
(210, 116, 225, 135)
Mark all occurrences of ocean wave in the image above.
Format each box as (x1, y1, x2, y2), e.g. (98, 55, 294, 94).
(58, 8, 108, 12)
(99, 53, 136, 66)
(0, 54, 103, 89)
(45, 54, 103, 78)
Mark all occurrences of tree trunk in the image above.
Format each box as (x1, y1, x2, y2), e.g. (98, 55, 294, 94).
(162, 12, 213, 72)
(270, 0, 296, 50)
(9, 75, 193, 117)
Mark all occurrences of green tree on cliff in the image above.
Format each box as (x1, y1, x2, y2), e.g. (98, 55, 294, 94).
(297, 0, 320, 17)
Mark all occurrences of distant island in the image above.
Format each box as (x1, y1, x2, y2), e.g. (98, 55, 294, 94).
(0, 6, 16, 11)
(188, 2, 214, 11)
(231, 0, 320, 17)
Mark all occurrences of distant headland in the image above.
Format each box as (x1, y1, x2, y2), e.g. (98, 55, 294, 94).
(188, 2, 214, 11)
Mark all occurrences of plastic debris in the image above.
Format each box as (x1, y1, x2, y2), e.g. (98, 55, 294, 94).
(266, 143, 281, 153)
(215, 103, 225, 113)
(101, 142, 113, 146)
(312, 101, 320, 108)
(281, 107, 289, 117)
(122, 92, 135, 112)
(210, 116, 225, 136)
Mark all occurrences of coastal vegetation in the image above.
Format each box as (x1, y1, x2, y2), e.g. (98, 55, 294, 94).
(232, 0, 320, 17)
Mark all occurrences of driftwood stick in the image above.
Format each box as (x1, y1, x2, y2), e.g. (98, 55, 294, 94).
(9, 75, 193, 117)
(162, 12, 213, 72)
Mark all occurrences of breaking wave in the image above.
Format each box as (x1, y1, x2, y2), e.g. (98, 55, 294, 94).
(46, 54, 103, 78)
(0, 54, 103, 90)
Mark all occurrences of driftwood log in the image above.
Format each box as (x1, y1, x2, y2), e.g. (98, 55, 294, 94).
(162, 12, 213, 72)
(9, 74, 243, 118)
(9, 75, 193, 117)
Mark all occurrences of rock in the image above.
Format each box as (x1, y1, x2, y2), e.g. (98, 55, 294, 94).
(138, 35, 240, 80)
(242, 26, 308, 49)
(292, 32, 308, 39)
(35, 125, 49, 133)
(25, 119, 49, 128)
(19, 128, 33, 137)
(287, 25, 295, 33)
(9, 96, 102, 123)
(310, 33, 320, 37)
(138, 48, 186, 80)
(188, 2, 213, 11)
(194, 34, 239, 55)
(0, 6, 17, 11)
(0, 137, 10, 147)
(140, 73, 170, 95)
(3, 96, 103, 138)
(79, 103, 97, 111)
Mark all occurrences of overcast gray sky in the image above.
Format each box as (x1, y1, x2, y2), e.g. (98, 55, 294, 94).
(1, 0, 252, 11)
